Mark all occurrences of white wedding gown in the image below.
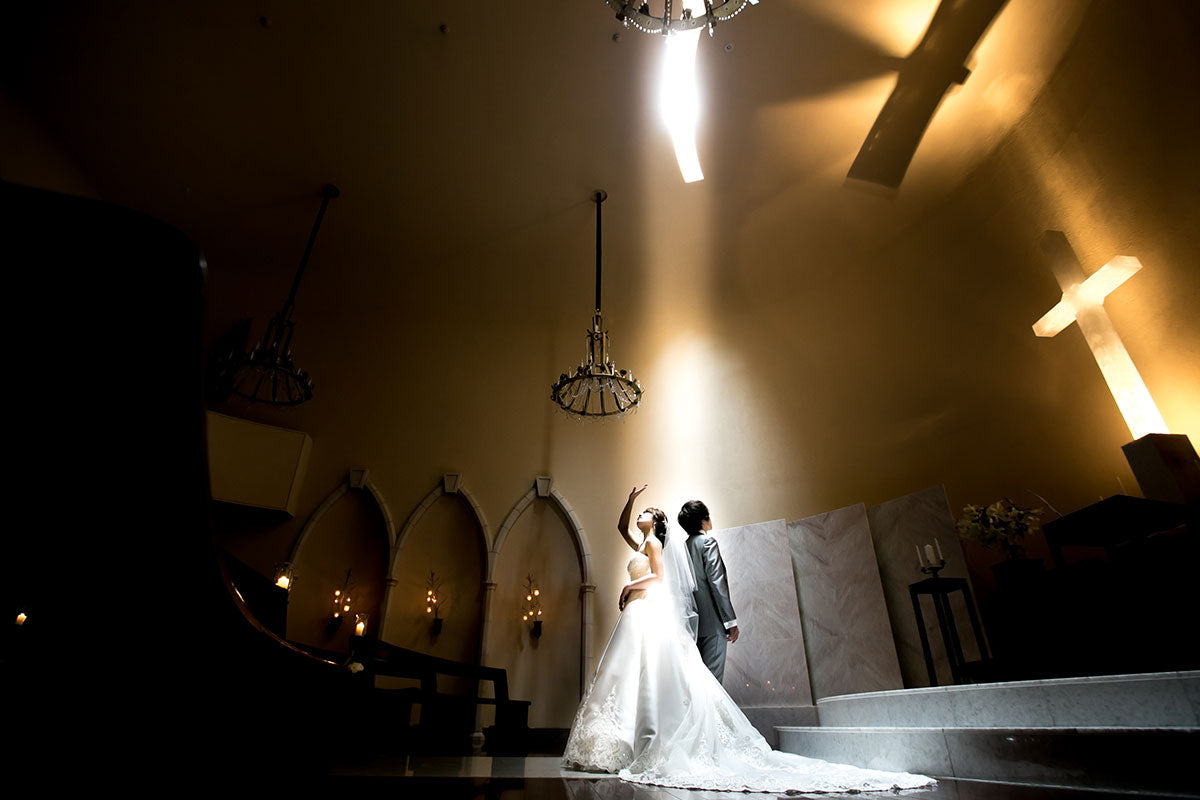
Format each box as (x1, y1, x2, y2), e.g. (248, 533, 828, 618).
(562, 543, 934, 794)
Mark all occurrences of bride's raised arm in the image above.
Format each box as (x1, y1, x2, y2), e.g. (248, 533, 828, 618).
(616, 484, 648, 551)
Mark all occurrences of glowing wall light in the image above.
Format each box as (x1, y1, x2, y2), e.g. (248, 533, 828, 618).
(1034, 231, 1168, 440)
(660, 24, 704, 183)
(604, 1, 761, 183)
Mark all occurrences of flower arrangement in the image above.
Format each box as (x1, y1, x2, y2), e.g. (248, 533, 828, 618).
(956, 499, 1042, 560)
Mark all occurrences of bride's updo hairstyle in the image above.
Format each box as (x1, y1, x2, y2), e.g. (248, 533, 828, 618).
(643, 507, 668, 545)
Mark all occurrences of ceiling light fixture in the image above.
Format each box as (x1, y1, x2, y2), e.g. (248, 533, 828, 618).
(551, 191, 644, 419)
(230, 184, 339, 406)
(605, 1, 758, 183)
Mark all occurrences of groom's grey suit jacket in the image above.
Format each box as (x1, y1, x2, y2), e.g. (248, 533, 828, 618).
(684, 532, 738, 638)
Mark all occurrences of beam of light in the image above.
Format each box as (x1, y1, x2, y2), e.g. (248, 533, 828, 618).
(1034, 243, 1169, 440)
(659, 26, 704, 183)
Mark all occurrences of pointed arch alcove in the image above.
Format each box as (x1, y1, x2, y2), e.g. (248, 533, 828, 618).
(487, 476, 593, 729)
(286, 468, 391, 653)
(379, 474, 490, 679)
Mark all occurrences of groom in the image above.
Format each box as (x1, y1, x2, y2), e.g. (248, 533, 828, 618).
(678, 500, 739, 682)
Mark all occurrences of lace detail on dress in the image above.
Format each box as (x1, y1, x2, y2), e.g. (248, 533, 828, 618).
(562, 685, 631, 773)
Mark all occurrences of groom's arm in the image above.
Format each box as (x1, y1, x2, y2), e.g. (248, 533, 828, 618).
(700, 537, 738, 631)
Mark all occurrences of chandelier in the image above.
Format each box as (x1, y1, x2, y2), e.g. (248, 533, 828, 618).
(604, 2, 758, 182)
(605, 0, 758, 36)
(229, 184, 339, 406)
(551, 191, 644, 419)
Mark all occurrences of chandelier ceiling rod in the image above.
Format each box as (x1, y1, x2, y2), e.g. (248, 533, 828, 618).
(282, 183, 340, 321)
(225, 183, 340, 407)
(594, 189, 607, 314)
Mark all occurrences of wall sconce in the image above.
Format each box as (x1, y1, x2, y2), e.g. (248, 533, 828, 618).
(522, 574, 543, 638)
(425, 570, 443, 636)
(329, 569, 354, 631)
(354, 613, 369, 637)
(273, 562, 295, 592)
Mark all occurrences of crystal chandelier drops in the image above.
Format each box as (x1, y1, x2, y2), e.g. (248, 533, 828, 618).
(551, 191, 644, 419)
(605, 0, 757, 37)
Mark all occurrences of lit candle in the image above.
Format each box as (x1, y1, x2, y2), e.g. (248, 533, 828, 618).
(924, 544, 936, 564)
(935, 539, 944, 562)
(276, 575, 290, 590)
(355, 620, 366, 636)
(15, 612, 27, 626)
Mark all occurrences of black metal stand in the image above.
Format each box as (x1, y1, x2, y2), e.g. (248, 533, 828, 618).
(910, 576, 988, 686)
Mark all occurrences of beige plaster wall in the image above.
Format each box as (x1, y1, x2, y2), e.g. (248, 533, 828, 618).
(382, 494, 486, 678)
(286, 489, 388, 653)
(206, 2, 1196, 724)
(5, 2, 1197, 729)
(490, 499, 584, 728)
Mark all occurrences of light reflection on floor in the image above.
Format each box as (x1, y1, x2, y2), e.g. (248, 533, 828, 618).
(325, 755, 1171, 799)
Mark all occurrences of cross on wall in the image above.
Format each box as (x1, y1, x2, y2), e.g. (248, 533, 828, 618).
(1033, 230, 1168, 440)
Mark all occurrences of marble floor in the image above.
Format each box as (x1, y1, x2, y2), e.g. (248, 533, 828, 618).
(322, 756, 1193, 798)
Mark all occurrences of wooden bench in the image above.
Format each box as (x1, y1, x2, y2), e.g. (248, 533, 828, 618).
(347, 635, 530, 753)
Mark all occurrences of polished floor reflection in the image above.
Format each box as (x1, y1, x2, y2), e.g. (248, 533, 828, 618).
(323, 756, 1184, 798)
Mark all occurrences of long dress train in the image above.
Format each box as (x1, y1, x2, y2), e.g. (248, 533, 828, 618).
(562, 545, 933, 794)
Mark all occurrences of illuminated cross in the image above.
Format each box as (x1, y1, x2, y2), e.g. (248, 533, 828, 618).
(1033, 231, 1168, 440)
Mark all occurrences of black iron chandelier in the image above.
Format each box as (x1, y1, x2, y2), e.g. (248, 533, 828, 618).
(550, 191, 644, 419)
(229, 184, 339, 406)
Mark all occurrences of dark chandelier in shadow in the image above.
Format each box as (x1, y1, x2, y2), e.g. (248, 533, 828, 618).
(230, 184, 340, 406)
(551, 191, 644, 419)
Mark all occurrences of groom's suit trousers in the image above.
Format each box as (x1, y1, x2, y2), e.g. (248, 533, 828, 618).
(696, 632, 729, 683)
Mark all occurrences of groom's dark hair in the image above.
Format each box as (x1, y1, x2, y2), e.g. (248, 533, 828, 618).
(678, 500, 710, 536)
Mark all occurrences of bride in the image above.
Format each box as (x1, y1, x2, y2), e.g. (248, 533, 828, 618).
(562, 485, 934, 794)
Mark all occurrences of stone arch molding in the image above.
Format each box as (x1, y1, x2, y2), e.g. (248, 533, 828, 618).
(289, 467, 396, 563)
(489, 476, 596, 693)
(378, 473, 492, 634)
(491, 476, 592, 585)
(389, 472, 492, 575)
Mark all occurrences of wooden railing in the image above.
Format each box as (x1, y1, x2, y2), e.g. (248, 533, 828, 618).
(347, 634, 530, 753)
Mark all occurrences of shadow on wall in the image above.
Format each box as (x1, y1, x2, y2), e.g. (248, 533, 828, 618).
(491, 499, 583, 729)
(383, 492, 486, 693)
(287, 488, 388, 653)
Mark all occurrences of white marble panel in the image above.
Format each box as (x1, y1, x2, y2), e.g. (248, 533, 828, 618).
(1041, 672, 1197, 727)
(818, 685, 954, 727)
(866, 485, 984, 688)
(947, 682, 1054, 727)
(713, 519, 813, 708)
(740, 705, 819, 747)
(815, 672, 1200, 729)
(788, 504, 903, 700)
(1182, 671, 1200, 725)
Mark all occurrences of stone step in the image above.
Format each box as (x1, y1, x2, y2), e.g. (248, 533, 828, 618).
(815, 670, 1200, 728)
(777, 725, 1199, 795)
